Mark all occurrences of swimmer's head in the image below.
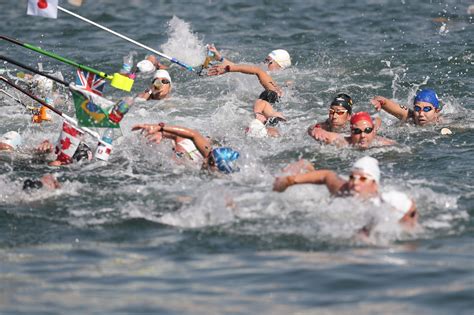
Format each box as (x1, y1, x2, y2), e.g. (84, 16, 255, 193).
(266, 49, 291, 70)
(351, 156, 380, 183)
(210, 147, 240, 173)
(22, 179, 43, 191)
(331, 93, 353, 114)
(414, 89, 440, 109)
(153, 70, 172, 85)
(0, 131, 22, 151)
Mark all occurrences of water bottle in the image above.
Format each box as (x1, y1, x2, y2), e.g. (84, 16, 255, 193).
(95, 128, 114, 161)
(108, 98, 133, 124)
(202, 45, 215, 69)
(120, 51, 137, 78)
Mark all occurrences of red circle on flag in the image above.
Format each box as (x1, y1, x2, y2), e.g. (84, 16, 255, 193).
(37, 0, 48, 9)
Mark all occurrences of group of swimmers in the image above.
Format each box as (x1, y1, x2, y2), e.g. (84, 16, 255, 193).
(0, 44, 447, 239)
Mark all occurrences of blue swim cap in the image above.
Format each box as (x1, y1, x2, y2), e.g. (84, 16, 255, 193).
(211, 147, 240, 173)
(414, 89, 440, 109)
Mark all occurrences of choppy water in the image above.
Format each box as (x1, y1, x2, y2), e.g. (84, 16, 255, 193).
(1, 0, 473, 314)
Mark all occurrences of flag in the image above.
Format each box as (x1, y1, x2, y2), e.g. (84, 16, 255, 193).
(69, 84, 119, 128)
(55, 121, 84, 163)
(75, 69, 106, 96)
(27, 0, 58, 19)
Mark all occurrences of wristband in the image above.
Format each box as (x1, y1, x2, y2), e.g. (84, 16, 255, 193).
(158, 122, 165, 131)
(219, 56, 224, 62)
(224, 65, 231, 73)
(145, 88, 153, 96)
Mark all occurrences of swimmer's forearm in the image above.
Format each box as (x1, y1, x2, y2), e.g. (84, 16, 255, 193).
(380, 98, 409, 120)
(162, 125, 211, 157)
(226, 64, 280, 92)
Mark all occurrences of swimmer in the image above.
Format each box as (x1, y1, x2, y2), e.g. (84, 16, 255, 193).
(208, 45, 291, 72)
(208, 57, 287, 137)
(0, 131, 22, 151)
(311, 112, 395, 149)
(136, 69, 172, 101)
(273, 156, 418, 228)
(308, 93, 354, 135)
(132, 123, 240, 173)
(23, 174, 60, 191)
(371, 89, 442, 126)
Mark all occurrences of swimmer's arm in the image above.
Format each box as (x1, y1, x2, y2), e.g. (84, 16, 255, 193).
(310, 128, 345, 144)
(228, 64, 281, 94)
(371, 96, 409, 121)
(160, 125, 212, 158)
(254, 99, 285, 120)
(376, 136, 397, 146)
(273, 170, 345, 193)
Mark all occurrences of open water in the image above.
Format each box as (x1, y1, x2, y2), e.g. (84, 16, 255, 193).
(0, 0, 473, 314)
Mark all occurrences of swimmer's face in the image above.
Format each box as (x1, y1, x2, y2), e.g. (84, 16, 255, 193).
(347, 170, 378, 198)
(350, 120, 375, 149)
(328, 105, 350, 130)
(413, 101, 438, 126)
(264, 57, 281, 71)
(152, 77, 171, 99)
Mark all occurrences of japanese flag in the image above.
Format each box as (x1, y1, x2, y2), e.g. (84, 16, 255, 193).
(27, 0, 58, 19)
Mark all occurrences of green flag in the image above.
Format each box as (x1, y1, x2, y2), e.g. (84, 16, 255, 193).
(70, 84, 119, 128)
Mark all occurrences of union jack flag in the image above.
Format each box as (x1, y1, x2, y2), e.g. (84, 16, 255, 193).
(75, 69, 106, 96)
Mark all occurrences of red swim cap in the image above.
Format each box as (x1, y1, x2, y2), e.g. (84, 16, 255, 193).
(350, 112, 373, 126)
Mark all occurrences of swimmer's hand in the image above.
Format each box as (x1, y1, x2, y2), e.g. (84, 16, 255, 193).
(370, 96, 387, 111)
(132, 124, 162, 135)
(35, 140, 54, 154)
(310, 127, 332, 143)
(207, 44, 222, 62)
(207, 65, 227, 76)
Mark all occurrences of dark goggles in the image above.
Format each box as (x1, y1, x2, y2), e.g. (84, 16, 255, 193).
(351, 127, 374, 135)
(153, 78, 171, 85)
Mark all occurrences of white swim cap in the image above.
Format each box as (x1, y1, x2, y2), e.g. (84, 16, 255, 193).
(246, 119, 268, 138)
(268, 49, 291, 69)
(381, 191, 413, 220)
(32, 75, 54, 93)
(0, 131, 22, 149)
(153, 70, 172, 83)
(136, 59, 155, 74)
(352, 156, 380, 183)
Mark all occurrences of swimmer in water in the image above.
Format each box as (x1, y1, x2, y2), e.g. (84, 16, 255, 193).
(371, 89, 442, 126)
(310, 112, 395, 149)
(273, 156, 418, 229)
(132, 123, 240, 174)
(308, 93, 354, 135)
(207, 47, 291, 137)
(0, 131, 22, 152)
(22, 174, 60, 191)
(136, 69, 172, 101)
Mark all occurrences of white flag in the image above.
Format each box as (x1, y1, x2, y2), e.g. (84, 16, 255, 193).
(27, 0, 58, 19)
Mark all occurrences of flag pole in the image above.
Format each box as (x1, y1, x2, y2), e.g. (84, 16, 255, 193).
(0, 76, 101, 141)
(0, 55, 69, 87)
(0, 35, 134, 92)
(57, 6, 195, 72)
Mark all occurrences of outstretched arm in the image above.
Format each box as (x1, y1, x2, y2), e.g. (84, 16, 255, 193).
(371, 96, 410, 121)
(273, 169, 346, 194)
(132, 124, 212, 158)
(208, 64, 282, 95)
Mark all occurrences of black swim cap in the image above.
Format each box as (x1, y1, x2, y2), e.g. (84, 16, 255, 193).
(23, 179, 43, 191)
(259, 90, 280, 104)
(72, 142, 93, 162)
(330, 93, 353, 114)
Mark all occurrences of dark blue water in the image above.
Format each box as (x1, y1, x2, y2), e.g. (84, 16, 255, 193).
(1, 0, 473, 314)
